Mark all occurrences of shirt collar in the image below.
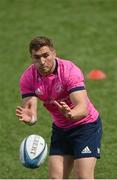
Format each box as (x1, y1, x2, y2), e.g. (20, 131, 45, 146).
(53, 59, 58, 74)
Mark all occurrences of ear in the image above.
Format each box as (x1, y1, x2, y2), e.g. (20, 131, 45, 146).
(53, 49, 56, 57)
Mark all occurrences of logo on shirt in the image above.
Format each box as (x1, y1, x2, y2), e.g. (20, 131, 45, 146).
(55, 83, 63, 93)
(35, 88, 43, 95)
(37, 77, 41, 82)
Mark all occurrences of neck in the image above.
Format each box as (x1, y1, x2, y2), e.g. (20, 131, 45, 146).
(51, 59, 56, 74)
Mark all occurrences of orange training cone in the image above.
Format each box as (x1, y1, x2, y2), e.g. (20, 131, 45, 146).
(87, 69, 107, 80)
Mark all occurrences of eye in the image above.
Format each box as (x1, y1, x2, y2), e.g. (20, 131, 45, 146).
(34, 55, 40, 59)
(43, 53, 49, 58)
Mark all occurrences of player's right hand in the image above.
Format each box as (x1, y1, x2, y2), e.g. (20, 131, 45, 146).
(16, 106, 33, 124)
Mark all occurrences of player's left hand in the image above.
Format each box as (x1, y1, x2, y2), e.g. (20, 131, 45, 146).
(53, 101, 73, 119)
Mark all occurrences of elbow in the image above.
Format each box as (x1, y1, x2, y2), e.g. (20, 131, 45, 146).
(71, 107, 88, 120)
(83, 112, 88, 118)
(82, 108, 88, 118)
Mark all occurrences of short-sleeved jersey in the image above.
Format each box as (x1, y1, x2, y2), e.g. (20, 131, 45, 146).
(20, 58, 99, 129)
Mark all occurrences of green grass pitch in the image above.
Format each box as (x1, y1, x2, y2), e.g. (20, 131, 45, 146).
(0, 0, 117, 178)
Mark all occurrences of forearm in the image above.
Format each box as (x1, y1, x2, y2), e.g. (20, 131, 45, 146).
(69, 105, 88, 120)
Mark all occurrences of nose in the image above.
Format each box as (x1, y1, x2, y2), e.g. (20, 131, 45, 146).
(39, 57, 46, 65)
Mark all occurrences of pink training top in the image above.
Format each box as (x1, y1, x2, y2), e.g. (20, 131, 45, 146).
(20, 58, 99, 129)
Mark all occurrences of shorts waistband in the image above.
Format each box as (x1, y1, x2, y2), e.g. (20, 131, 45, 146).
(52, 115, 101, 131)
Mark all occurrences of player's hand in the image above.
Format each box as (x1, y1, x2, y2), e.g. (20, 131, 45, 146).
(16, 106, 33, 124)
(53, 101, 73, 119)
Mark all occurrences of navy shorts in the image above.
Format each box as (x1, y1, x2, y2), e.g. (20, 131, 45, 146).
(49, 116, 102, 159)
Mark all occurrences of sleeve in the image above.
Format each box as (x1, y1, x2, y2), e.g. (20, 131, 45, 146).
(65, 63, 85, 94)
(20, 71, 36, 98)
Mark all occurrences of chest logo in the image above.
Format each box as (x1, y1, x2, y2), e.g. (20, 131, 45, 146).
(35, 88, 43, 95)
(55, 83, 63, 93)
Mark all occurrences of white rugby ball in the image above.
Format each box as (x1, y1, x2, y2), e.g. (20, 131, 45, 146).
(20, 134, 48, 168)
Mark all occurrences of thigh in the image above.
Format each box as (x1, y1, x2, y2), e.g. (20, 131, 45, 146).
(48, 155, 74, 179)
(49, 124, 73, 156)
(73, 157, 97, 179)
(70, 117, 102, 159)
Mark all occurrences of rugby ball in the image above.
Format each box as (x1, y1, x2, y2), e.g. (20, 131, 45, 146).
(20, 134, 48, 168)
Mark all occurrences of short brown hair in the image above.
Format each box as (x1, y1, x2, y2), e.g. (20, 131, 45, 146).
(29, 36, 54, 53)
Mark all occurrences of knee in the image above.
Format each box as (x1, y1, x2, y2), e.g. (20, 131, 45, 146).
(48, 172, 63, 179)
(48, 173, 69, 179)
(74, 171, 94, 179)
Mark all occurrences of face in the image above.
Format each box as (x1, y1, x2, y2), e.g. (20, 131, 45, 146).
(31, 46, 56, 76)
